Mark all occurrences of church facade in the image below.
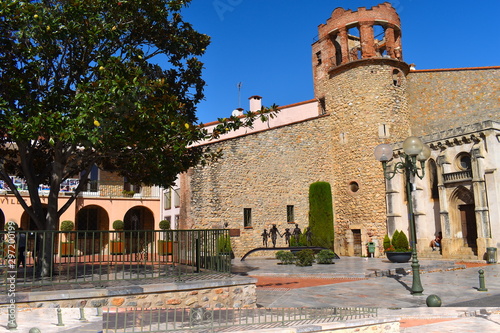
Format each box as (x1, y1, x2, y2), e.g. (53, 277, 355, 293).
(180, 2, 500, 260)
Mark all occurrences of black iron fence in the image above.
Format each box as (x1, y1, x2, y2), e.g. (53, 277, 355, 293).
(2, 306, 378, 332)
(0, 229, 230, 290)
(102, 307, 378, 332)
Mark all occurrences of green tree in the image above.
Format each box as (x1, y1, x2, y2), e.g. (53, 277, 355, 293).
(0, 0, 277, 276)
(308, 181, 334, 249)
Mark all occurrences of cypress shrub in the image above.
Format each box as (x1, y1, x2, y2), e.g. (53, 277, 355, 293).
(383, 234, 391, 251)
(308, 181, 334, 249)
(391, 230, 400, 247)
(392, 230, 410, 251)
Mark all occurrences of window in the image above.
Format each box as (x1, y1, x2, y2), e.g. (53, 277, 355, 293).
(456, 153, 472, 170)
(174, 215, 179, 229)
(123, 177, 141, 194)
(349, 181, 359, 193)
(83, 165, 99, 192)
(392, 69, 402, 87)
(173, 188, 180, 208)
(319, 97, 326, 115)
(164, 189, 171, 210)
(378, 123, 390, 139)
(428, 159, 439, 199)
(316, 51, 322, 65)
(287, 205, 294, 223)
(243, 208, 252, 228)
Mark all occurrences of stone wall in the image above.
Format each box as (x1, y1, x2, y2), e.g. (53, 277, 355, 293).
(181, 116, 336, 257)
(407, 67, 500, 136)
(315, 60, 412, 255)
(7, 278, 256, 309)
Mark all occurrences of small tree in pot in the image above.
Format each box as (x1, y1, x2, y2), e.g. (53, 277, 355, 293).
(111, 220, 125, 254)
(385, 230, 412, 263)
(158, 220, 171, 255)
(60, 220, 75, 257)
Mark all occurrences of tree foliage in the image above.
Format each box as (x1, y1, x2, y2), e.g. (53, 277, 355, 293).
(0, 0, 278, 232)
(308, 181, 334, 249)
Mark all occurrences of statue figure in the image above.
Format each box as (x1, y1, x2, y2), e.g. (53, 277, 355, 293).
(305, 227, 313, 246)
(269, 224, 282, 248)
(283, 228, 292, 246)
(292, 224, 302, 245)
(261, 229, 269, 247)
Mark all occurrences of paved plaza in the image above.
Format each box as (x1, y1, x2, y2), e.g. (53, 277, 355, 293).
(1, 256, 500, 332)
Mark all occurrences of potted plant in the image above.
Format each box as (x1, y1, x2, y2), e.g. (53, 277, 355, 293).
(122, 190, 135, 197)
(110, 219, 125, 254)
(385, 230, 412, 263)
(158, 219, 172, 256)
(60, 220, 75, 257)
(216, 235, 233, 255)
(216, 234, 234, 270)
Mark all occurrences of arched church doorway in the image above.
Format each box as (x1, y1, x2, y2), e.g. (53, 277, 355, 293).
(459, 204, 477, 250)
(450, 186, 477, 255)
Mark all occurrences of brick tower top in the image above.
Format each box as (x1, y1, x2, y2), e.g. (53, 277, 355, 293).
(313, 2, 403, 70)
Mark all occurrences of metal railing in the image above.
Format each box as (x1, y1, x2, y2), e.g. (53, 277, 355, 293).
(102, 306, 378, 332)
(0, 180, 161, 199)
(0, 229, 230, 291)
(80, 180, 161, 198)
(3, 306, 377, 332)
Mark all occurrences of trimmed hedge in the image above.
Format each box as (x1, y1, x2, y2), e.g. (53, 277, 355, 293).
(308, 181, 334, 250)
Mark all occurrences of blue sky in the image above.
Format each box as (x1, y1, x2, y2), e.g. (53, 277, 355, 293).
(181, 0, 500, 124)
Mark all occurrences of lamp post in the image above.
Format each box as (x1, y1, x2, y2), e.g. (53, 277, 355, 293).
(374, 136, 431, 295)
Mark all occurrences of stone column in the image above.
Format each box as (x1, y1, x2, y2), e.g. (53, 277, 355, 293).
(471, 140, 492, 254)
(394, 30, 403, 60)
(359, 22, 376, 58)
(385, 26, 396, 58)
(437, 154, 452, 257)
(338, 27, 350, 64)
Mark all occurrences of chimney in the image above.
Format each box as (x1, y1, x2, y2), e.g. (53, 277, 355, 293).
(248, 95, 262, 111)
(231, 108, 244, 117)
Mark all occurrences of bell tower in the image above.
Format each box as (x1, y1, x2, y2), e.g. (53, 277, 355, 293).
(312, 3, 412, 256)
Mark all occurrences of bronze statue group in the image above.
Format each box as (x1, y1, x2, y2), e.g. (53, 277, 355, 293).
(261, 223, 313, 248)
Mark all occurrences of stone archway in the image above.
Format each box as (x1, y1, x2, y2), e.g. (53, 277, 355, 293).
(449, 186, 477, 255)
(20, 206, 48, 231)
(76, 205, 110, 254)
(123, 206, 154, 253)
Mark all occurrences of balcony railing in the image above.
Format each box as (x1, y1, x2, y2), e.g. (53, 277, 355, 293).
(0, 229, 230, 291)
(443, 170, 473, 184)
(0, 180, 161, 199)
(79, 180, 161, 199)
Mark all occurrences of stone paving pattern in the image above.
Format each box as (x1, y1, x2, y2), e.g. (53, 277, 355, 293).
(2, 257, 500, 332)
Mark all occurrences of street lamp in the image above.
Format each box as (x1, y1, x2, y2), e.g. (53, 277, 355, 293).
(374, 136, 431, 295)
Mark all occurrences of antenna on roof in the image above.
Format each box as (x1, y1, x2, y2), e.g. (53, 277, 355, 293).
(237, 82, 242, 109)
